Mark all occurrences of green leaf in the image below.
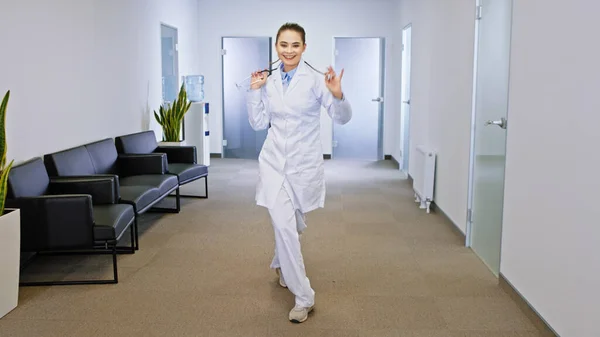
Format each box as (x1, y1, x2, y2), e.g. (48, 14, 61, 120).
(0, 160, 13, 215)
(0, 90, 12, 215)
(0, 91, 10, 170)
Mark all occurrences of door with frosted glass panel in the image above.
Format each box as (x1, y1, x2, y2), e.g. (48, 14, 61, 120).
(221, 37, 271, 159)
(400, 26, 412, 172)
(160, 24, 182, 140)
(466, 0, 513, 276)
(161, 24, 179, 104)
(332, 37, 384, 161)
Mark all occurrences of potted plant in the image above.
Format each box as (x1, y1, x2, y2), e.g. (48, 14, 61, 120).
(0, 90, 19, 319)
(154, 83, 192, 146)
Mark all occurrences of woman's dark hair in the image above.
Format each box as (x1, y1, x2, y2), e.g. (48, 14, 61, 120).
(276, 22, 306, 44)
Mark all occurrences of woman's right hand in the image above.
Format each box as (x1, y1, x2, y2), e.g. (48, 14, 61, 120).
(250, 70, 268, 90)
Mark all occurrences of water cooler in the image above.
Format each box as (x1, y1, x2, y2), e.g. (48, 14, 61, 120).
(181, 75, 209, 166)
(184, 101, 210, 166)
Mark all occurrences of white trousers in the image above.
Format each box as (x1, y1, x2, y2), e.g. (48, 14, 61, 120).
(268, 182, 315, 308)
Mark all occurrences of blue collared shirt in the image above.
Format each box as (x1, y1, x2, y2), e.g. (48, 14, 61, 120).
(279, 62, 345, 101)
(280, 63, 297, 92)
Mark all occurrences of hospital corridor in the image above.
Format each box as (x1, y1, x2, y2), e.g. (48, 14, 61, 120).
(0, 158, 545, 336)
(0, 0, 596, 336)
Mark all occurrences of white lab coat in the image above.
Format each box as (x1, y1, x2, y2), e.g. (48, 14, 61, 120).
(246, 59, 352, 213)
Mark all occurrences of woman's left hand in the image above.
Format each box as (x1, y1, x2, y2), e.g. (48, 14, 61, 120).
(325, 66, 344, 100)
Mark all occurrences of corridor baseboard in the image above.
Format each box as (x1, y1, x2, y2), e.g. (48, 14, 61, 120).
(430, 202, 466, 241)
(212, 153, 398, 162)
(429, 200, 558, 337)
(499, 274, 559, 337)
(212, 153, 333, 159)
(385, 154, 400, 169)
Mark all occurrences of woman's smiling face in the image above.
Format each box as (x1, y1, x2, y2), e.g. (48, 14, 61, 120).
(276, 29, 306, 71)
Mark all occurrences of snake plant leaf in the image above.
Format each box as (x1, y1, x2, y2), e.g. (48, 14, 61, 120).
(0, 159, 13, 215)
(154, 110, 161, 125)
(0, 90, 13, 215)
(0, 91, 9, 170)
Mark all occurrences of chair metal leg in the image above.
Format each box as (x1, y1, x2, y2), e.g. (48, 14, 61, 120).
(133, 215, 139, 250)
(114, 221, 136, 254)
(179, 176, 208, 199)
(112, 245, 118, 283)
(130, 223, 134, 247)
(19, 245, 119, 287)
(149, 187, 181, 213)
(112, 205, 138, 253)
(176, 186, 181, 212)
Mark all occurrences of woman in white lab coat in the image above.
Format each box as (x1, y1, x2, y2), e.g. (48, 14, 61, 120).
(246, 22, 352, 323)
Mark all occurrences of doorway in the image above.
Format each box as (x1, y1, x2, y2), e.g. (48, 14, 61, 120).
(332, 37, 385, 161)
(466, 0, 513, 276)
(161, 24, 179, 104)
(400, 25, 412, 172)
(160, 24, 182, 140)
(221, 37, 271, 159)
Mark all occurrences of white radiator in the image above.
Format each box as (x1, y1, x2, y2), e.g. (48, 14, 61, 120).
(412, 145, 436, 213)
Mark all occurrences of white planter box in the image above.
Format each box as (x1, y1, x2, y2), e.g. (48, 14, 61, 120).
(0, 208, 20, 319)
(159, 140, 187, 146)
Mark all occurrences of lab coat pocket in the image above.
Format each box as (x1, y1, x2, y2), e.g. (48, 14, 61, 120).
(298, 152, 323, 184)
(291, 83, 319, 114)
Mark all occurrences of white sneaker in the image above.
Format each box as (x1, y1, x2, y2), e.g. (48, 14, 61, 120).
(276, 268, 287, 288)
(289, 304, 314, 323)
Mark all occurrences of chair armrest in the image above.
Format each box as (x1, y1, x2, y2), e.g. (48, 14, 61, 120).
(155, 146, 197, 164)
(49, 175, 118, 204)
(117, 153, 167, 176)
(49, 174, 120, 198)
(6, 195, 94, 251)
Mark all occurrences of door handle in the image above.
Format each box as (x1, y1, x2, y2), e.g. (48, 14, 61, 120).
(485, 117, 507, 129)
(372, 97, 384, 102)
(402, 99, 410, 105)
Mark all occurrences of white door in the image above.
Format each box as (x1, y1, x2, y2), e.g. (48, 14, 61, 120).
(466, 0, 513, 276)
(400, 25, 412, 172)
(221, 37, 271, 159)
(160, 24, 181, 141)
(161, 24, 179, 104)
(332, 37, 384, 161)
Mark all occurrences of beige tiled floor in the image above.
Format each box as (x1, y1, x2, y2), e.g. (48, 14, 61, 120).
(0, 158, 546, 336)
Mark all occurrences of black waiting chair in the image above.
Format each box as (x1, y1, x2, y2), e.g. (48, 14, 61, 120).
(6, 157, 135, 286)
(44, 138, 181, 250)
(115, 130, 209, 199)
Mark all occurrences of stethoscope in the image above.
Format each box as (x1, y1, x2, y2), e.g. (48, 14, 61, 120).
(236, 59, 330, 89)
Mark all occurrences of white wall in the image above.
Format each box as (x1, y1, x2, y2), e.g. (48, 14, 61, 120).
(396, 0, 475, 232)
(399, 0, 600, 334)
(501, 0, 600, 336)
(197, 0, 398, 155)
(0, 0, 200, 163)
